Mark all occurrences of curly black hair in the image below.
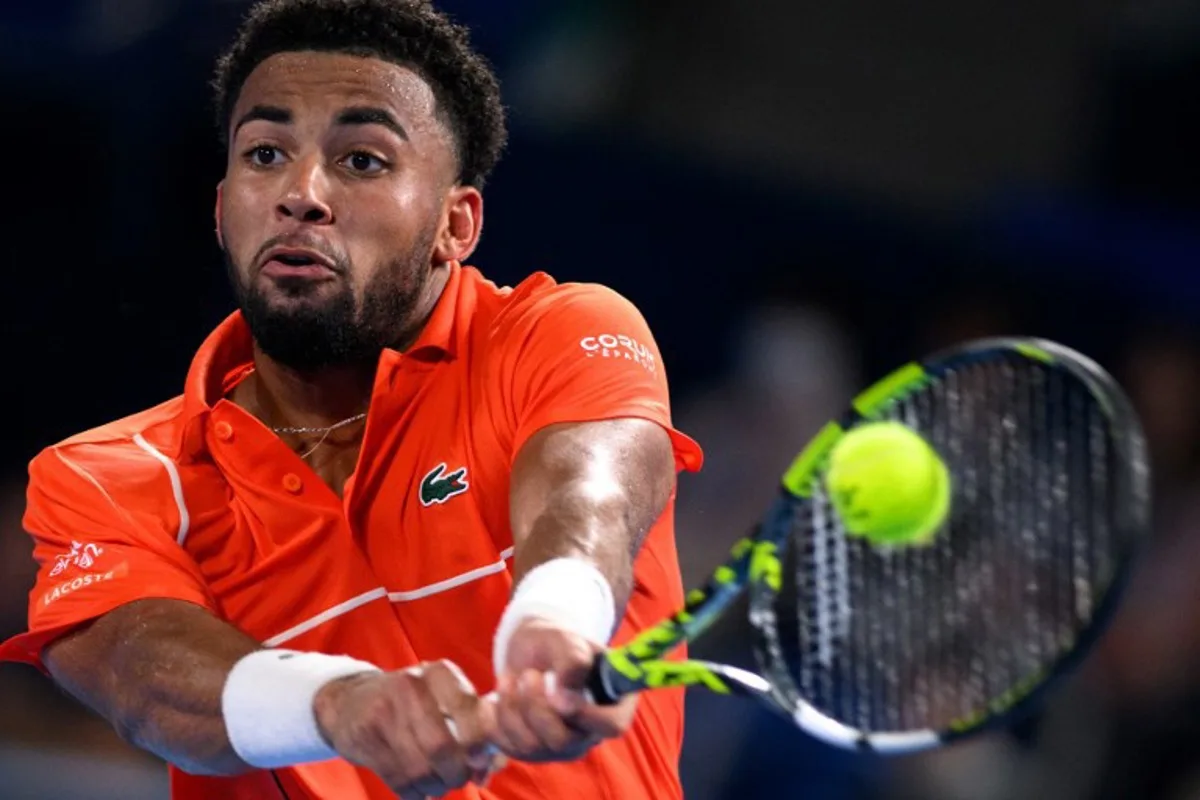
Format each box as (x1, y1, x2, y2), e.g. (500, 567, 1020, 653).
(212, 0, 507, 188)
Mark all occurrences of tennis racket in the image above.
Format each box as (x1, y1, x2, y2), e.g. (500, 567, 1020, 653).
(582, 337, 1151, 753)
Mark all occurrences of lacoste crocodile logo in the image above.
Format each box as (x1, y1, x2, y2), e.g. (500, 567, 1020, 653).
(419, 463, 470, 506)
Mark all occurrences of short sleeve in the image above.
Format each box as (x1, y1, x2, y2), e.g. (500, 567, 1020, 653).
(0, 446, 216, 670)
(495, 283, 703, 472)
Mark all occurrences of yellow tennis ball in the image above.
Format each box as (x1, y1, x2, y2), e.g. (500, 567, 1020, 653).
(825, 421, 951, 547)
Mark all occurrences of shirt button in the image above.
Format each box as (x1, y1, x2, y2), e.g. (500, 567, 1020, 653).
(214, 421, 234, 442)
(282, 473, 303, 494)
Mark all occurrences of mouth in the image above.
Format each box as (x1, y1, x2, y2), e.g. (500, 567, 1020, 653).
(259, 247, 338, 281)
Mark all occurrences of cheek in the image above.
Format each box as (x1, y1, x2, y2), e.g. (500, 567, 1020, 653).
(345, 184, 436, 258)
(357, 181, 425, 228)
(219, 183, 266, 256)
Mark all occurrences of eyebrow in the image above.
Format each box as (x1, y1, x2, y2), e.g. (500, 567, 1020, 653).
(334, 106, 409, 141)
(232, 104, 291, 136)
(230, 103, 410, 141)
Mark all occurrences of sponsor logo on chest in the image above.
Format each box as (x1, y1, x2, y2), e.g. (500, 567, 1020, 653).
(419, 462, 470, 506)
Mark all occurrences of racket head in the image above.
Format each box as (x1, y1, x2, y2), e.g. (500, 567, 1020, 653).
(750, 337, 1150, 752)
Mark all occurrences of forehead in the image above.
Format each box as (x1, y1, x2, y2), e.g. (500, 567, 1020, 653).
(233, 51, 441, 133)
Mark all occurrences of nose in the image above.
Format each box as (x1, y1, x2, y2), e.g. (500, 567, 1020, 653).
(277, 157, 333, 224)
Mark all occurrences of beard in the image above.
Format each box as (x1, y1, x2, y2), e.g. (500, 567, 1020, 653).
(223, 229, 436, 372)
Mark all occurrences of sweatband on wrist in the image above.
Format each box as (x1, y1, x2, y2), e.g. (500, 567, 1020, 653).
(221, 649, 381, 768)
(492, 557, 616, 676)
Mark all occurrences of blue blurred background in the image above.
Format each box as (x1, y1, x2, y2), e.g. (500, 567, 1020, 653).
(3, 1, 1200, 797)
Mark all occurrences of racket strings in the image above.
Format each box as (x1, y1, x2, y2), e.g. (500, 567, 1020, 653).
(770, 356, 1120, 734)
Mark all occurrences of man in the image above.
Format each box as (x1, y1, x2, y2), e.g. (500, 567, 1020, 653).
(0, 1, 702, 798)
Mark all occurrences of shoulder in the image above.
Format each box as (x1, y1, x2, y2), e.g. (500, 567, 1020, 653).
(29, 396, 189, 504)
(53, 396, 185, 449)
(508, 273, 641, 322)
(472, 270, 652, 352)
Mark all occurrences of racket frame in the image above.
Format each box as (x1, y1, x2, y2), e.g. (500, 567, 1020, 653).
(586, 337, 1150, 755)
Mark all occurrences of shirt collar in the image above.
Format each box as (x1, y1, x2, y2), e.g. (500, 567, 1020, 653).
(397, 259, 463, 360)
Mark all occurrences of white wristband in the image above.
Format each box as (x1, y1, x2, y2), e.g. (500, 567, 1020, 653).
(492, 557, 616, 677)
(222, 649, 381, 768)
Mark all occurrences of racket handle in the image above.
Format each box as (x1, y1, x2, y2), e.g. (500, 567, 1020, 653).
(584, 652, 623, 706)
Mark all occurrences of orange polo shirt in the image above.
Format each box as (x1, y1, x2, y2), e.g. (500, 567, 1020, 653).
(0, 262, 703, 800)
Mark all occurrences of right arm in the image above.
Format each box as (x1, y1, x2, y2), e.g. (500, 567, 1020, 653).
(42, 598, 501, 797)
(21, 447, 499, 796)
(43, 598, 259, 776)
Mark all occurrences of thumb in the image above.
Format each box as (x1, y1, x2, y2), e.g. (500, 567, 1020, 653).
(545, 671, 587, 715)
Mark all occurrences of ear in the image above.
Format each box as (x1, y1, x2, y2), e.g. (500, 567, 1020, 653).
(214, 181, 225, 249)
(432, 185, 483, 264)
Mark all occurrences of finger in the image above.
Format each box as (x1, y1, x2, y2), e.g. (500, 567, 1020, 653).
(557, 693, 637, 739)
(403, 666, 474, 791)
(361, 676, 433, 794)
(425, 661, 499, 771)
(450, 700, 507, 780)
(544, 638, 600, 688)
(493, 672, 544, 755)
(544, 671, 587, 716)
(514, 670, 586, 753)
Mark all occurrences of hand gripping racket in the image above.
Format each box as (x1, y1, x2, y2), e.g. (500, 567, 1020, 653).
(583, 337, 1150, 752)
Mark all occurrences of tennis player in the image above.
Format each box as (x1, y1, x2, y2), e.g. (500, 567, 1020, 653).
(0, 1, 702, 798)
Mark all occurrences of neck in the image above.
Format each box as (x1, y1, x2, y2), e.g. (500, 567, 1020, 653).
(248, 355, 376, 431)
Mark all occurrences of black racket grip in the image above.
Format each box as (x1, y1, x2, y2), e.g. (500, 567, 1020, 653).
(584, 652, 624, 706)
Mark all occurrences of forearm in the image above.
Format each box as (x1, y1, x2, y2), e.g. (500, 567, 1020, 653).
(44, 598, 260, 776)
(513, 478, 641, 611)
(45, 599, 503, 795)
(494, 419, 676, 753)
(509, 419, 677, 617)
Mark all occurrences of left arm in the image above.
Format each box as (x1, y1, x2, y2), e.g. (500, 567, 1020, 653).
(509, 417, 675, 611)
(484, 282, 700, 763)
(492, 417, 677, 761)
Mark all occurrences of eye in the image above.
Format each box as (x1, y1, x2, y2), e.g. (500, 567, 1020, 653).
(246, 145, 284, 167)
(341, 151, 388, 174)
